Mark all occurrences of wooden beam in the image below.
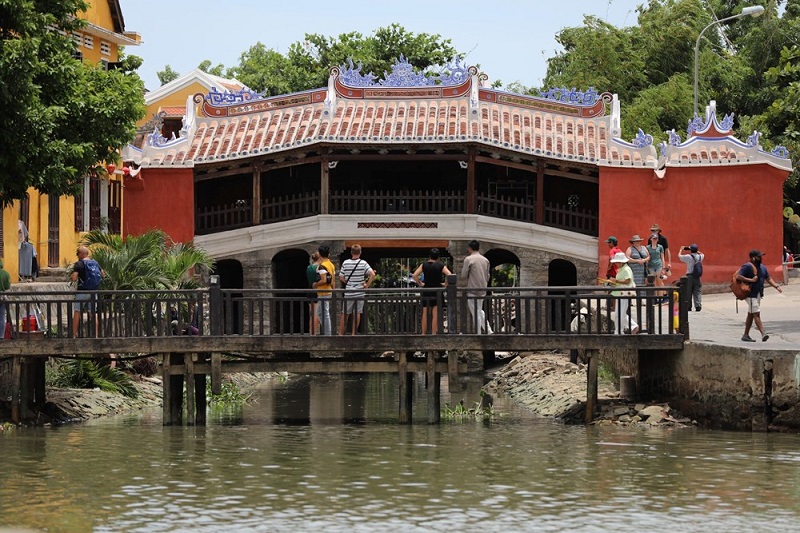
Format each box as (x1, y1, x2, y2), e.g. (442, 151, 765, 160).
(0, 333, 685, 356)
(194, 155, 324, 182)
(170, 360, 464, 374)
(344, 240, 449, 249)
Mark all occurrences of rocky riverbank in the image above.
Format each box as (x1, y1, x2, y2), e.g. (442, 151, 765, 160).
(484, 351, 695, 428)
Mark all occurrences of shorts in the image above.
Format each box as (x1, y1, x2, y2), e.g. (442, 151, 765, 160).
(746, 296, 761, 314)
(421, 290, 440, 308)
(73, 292, 96, 313)
(343, 297, 365, 314)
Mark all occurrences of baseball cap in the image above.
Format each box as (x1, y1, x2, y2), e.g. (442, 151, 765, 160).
(749, 249, 764, 257)
(690, 244, 698, 252)
(606, 236, 617, 244)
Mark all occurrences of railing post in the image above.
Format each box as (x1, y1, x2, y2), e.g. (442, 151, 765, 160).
(679, 277, 690, 340)
(446, 274, 458, 334)
(209, 275, 222, 336)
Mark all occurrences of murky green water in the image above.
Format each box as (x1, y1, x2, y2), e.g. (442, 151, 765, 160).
(2, 374, 800, 532)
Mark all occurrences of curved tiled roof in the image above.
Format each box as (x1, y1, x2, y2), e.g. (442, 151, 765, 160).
(136, 65, 619, 168)
(131, 66, 790, 173)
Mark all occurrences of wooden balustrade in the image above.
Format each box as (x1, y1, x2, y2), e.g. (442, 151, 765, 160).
(195, 200, 252, 235)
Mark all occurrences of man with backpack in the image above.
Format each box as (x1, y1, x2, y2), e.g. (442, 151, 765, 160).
(737, 249, 782, 342)
(678, 243, 704, 312)
(71, 246, 103, 338)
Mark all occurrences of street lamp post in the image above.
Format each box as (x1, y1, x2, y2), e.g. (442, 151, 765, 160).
(693, 5, 765, 117)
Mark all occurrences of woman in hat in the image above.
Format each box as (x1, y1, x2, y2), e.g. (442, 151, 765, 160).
(609, 252, 639, 334)
(625, 234, 649, 287)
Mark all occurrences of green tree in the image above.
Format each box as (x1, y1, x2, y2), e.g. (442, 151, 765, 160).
(198, 59, 226, 77)
(0, 0, 145, 204)
(229, 24, 460, 94)
(157, 64, 180, 86)
(79, 229, 214, 291)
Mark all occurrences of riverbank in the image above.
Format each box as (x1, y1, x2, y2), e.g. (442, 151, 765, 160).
(484, 351, 694, 427)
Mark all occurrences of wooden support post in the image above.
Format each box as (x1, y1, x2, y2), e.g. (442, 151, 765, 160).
(211, 352, 222, 395)
(679, 277, 691, 340)
(447, 350, 459, 392)
(185, 353, 195, 426)
(585, 350, 598, 424)
(161, 353, 171, 425)
(535, 159, 544, 225)
(33, 356, 46, 411)
(169, 353, 184, 425)
(426, 351, 440, 424)
(466, 148, 476, 214)
(10, 355, 21, 424)
(320, 154, 330, 215)
(252, 164, 262, 225)
(194, 361, 207, 426)
(398, 351, 412, 424)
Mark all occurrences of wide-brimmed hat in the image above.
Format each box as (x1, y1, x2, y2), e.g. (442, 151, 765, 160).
(610, 252, 629, 263)
(650, 223, 661, 232)
(629, 234, 643, 243)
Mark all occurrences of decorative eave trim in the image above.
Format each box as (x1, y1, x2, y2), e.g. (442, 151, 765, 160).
(145, 69, 245, 104)
(82, 21, 140, 46)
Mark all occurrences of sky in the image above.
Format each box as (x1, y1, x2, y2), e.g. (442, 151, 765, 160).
(122, 0, 645, 93)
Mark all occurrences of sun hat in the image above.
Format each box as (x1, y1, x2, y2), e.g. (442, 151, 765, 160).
(606, 236, 618, 244)
(629, 234, 643, 242)
(650, 223, 661, 232)
(610, 252, 629, 263)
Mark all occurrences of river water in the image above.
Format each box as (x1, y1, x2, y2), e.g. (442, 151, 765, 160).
(2, 373, 800, 532)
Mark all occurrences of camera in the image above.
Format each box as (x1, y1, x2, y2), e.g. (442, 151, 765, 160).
(683, 246, 691, 251)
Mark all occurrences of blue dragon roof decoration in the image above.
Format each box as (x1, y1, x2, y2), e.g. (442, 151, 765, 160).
(337, 55, 472, 87)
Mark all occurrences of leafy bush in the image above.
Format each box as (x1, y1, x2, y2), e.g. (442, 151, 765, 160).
(47, 359, 139, 398)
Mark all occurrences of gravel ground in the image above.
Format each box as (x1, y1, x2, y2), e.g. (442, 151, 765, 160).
(484, 351, 694, 427)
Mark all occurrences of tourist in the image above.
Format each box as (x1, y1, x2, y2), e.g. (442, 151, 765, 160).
(678, 244, 704, 311)
(71, 245, 103, 338)
(461, 239, 492, 334)
(605, 236, 623, 279)
(0, 259, 10, 339)
(412, 248, 451, 334)
(738, 249, 782, 342)
(306, 252, 321, 334)
(314, 245, 335, 335)
(649, 223, 672, 277)
(625, 234, 649, 327)
(338, 244, 375, 335)
(609, 252, 638, 334)
(646, 233, 667, 301)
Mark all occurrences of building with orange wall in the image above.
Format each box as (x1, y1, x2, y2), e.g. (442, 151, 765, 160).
(1, 0, 140, 280)
(121, 60, 792, 288)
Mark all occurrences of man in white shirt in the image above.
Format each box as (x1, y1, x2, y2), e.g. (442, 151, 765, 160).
(338, 244, 375, 335)
(461, 240, 493, 334)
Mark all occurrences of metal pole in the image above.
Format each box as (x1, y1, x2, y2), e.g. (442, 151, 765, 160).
(694, 7, 765, 117)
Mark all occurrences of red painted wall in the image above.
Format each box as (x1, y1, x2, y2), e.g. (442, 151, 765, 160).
(123, 167, 195, 244)
(598, 164, 788, 283)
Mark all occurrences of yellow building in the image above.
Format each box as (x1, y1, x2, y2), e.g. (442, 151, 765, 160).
(1, 1, 140, 281)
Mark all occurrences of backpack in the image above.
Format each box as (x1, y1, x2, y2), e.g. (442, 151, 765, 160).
(691, 254, 703, 278)
(730, 265, 753, 300)
(80, 259, 102, 290)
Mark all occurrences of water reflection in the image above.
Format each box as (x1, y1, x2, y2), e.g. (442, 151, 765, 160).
(1, 374, 800, 532)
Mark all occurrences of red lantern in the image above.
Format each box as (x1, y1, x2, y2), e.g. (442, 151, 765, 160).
(106, 163, 116, 175)
(122, 166, 131, 176)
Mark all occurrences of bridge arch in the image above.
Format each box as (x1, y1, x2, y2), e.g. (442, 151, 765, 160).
(272, 248, 312, 334)
(484, 248, 520, 287)
(548, 258, 578, 332)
